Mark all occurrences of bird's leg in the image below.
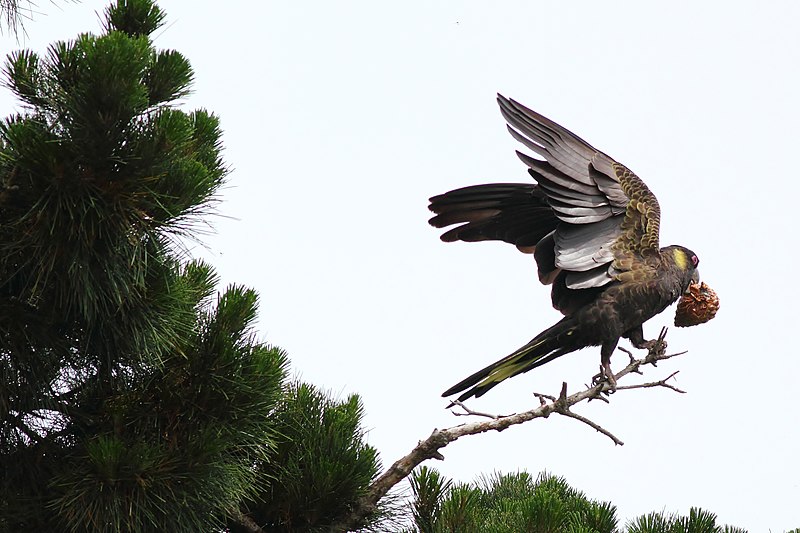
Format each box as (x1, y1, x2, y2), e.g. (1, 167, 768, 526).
(600, 341, 617, 390)
(624, 325, 664, 352)
(592, 340, 619, 390)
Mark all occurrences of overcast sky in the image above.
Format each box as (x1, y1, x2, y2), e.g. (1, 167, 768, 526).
(3, 1, 799, 529)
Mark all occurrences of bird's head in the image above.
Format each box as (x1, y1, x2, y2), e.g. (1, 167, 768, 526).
(664, 245, 700, 293)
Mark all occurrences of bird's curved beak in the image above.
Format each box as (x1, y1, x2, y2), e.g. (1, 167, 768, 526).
(685, 269, 701, 293)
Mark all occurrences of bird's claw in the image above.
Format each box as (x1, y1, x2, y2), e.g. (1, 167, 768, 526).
(591, 364, 617, 392)
(645, 339, 666, 353)
(633, 338, 665, 353)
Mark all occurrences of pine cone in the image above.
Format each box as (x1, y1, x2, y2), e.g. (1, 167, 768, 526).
(675, 282, 720, 327)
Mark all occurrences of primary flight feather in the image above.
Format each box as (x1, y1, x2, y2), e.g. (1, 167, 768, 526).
(429, 95, 701, 402)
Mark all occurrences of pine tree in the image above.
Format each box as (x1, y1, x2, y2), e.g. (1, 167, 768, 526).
(405, 469, 787, 533)
(406, 469, 618, 533)
(0, 1, 382, 531)
(230, 383, 382, 532)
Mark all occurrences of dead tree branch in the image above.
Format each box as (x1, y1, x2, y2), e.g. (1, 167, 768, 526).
(329, 327, 685, 532)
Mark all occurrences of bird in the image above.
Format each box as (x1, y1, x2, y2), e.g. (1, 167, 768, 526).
(429, 94, 701, 403)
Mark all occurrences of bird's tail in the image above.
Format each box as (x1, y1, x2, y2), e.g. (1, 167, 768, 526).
(442, 317, 581, 402)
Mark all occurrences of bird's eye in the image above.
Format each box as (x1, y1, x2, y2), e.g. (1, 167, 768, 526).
(691, 255, 699, 267)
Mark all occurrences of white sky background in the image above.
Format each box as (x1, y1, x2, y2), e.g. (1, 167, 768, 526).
(2, 1, 799, 529)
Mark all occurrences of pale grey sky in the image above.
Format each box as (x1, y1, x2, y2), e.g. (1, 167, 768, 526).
(3, 1, 799, 529)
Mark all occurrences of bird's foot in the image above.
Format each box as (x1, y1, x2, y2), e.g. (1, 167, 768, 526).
(646, 339, 665, 353)
(633, 338, 665, 353)
(591, 363, 617, 392)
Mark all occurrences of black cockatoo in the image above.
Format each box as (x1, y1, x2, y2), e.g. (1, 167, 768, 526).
(429, 95, 701, 402)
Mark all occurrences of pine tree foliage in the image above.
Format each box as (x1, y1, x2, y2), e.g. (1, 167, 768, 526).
(404, 470, 778, 533)
(0, 0, 213, 360)
(0, 0, 33, 34)
(625, 508, 747, 533)
(0, 1, 300, 531)
(0, 1, 384, 530)
(410, 466, 452, 533)
(405, 470, 617, 533)
(231, 382, 382, 532)
(46, 277, 291, 532)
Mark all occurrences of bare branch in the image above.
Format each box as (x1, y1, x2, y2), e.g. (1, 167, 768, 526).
(533, 391, 556, 406)
(449, 400, 503, 420)
(328, 328, 689, 532)
(543, 382, 625, 445)
(556, 407, 625, 446)
(615, 371, 686, 394)
(618, 346, 634, 359)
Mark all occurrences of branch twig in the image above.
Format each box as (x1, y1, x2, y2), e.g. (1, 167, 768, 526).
(614, 370, 686, 394)
(449, 400, 503, 420)
(556, 405, 625, 446)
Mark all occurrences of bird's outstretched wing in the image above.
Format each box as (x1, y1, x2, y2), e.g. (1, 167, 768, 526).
(429, 95, 664, 308)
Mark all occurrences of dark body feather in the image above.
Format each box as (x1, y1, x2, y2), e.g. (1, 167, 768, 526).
(431, 96, 700, 402)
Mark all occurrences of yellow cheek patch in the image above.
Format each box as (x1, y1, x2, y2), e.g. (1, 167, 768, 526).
(672, 248, 689, 270)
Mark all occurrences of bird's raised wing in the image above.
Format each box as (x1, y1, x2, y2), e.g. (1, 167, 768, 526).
(429, 94, 663, 300)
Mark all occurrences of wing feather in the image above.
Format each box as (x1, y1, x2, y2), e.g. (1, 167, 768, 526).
(429, 184, 558, 251)
(498, 95, 662, 276)
(429, 95, 664, 314)
(500, 105, 596, 185)
(554, 216, 620, 271)
(515, 152, 599, 196)
(565, 264, 615, 290)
